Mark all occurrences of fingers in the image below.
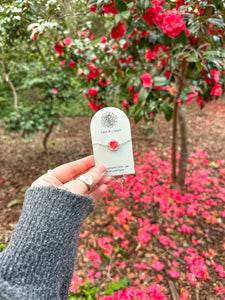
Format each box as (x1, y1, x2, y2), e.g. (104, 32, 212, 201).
(31, 170, 62, 188)
(89, 184, 108, 204)
(61, 163, 107, 194)
(50, 155, 95, 184)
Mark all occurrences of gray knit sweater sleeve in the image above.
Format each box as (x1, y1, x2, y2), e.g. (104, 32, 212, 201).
(0, 186, 95, 300)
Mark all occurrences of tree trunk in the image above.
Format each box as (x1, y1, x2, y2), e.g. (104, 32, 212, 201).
(172, 99, 179, 184)
(34, 39, 50, 72)
(171, 59, 188, 187)
(0, 45, 18, 109)
(177, 105, 189, 189)
(8, 78, 18, 109)
(43, 123, 54, 167)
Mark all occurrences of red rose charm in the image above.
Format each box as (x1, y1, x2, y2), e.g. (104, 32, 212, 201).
(108, 140, 119, 151)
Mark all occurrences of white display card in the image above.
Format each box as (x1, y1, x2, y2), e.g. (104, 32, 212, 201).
(90, 107, 135, 176)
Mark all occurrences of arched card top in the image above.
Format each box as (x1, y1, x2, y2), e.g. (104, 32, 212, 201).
(90, 107, 135, 177)
(90, 107, 131, 142)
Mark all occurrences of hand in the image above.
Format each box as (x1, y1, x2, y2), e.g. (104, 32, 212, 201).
(31, 155, 111, 203)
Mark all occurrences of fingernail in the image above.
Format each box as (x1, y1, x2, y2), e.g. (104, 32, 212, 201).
(95, 163, 106, 175)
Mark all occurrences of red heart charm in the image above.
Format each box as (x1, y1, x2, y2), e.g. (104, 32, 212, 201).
(108, 140, 119, 151)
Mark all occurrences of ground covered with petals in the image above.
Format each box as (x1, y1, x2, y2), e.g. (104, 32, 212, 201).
(0, 102, 225, 299)
(72, 147, 225, 299)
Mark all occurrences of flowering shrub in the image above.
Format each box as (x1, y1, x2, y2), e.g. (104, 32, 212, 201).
(56, 0, 225, 121)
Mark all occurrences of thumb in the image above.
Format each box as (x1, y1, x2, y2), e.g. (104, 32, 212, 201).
(60, 163, 106, 194)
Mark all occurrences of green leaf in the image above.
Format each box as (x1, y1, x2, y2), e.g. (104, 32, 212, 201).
(160, 34, 172, 46)
(7, 199, 22, 208)
(0, 242, 6, 253)
(205, 56, 221, 67)
(196, 61, 203, 72)
(153, 76, 168, 87)
(147, 101, 158, 112)
(134, 107, 144, 123)
(136, 0, 150, 9)
(186, 51, 198, 62)
(138, 87, 148, 104)
(203, 50, 221, 57)
(208, 18, 224, 27)
(148, 32, 158, 43)
(114, 0, 128, 11)
(138, 37, 146, 49)
(189, 22, 201, 34)
(160, 102, 173, 121)
(135, 18, 151, 31)
(175, 31, 187, 44)
(102, 277, 129, 296)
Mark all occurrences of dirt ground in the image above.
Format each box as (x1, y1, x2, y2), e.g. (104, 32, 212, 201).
(0, 101, 225, 243)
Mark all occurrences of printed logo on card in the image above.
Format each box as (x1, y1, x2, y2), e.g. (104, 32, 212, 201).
(100, 112, 118, 128)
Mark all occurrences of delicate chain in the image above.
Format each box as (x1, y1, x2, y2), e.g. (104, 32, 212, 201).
(92, 139, 131, 147)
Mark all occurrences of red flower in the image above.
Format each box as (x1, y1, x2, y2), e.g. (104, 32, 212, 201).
(69, 61, 76, 68)
(89, 101, 103, 111)
(88, 88, 98, 97)
(88, 0, 96, 13)
(143, 5, 163, 26)
(110, 21, 126, 39)
(140, 73, 153, 88)
(145, 49, 157, 61)
(161, 10, 185, 38)
(176, 0, 185, 9)
(122, 100, 130, 110)
(210, 69, 221, 83)
(102, 1, 119, 14)
(54, 44, 64, 56)
(63, 37, 73, 45)
(99, 78, 110, 86)
(59, 60, 66, 67)
(210, 84, 223, 97)
(100, 36, 107, 43)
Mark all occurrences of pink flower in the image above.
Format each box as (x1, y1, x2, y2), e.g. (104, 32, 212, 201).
(135, 263, 148, 269)
(186, 92, 198, 104)
(100, 36, 107, 43)
(54, 44, 64, 56)
(63, 37, 73, 45)
(152, 260, 165, 270)
(161, 10, 185, 38)
(180, 287, 190, 300)
(210, 69, 221, 82)
(178, 224, 194, 234)
(168, 269, 180, 278)
(140, 73, 153, 88)
(210, 84, 223, 97)
(137, 228, 151, 244)
(52, 88, 58, 94)
(110, 21, 126, 39)
(95, 271, 102, 278)
(146, 283, 167, 300)
(145, 49, 157, 61)
(59, 60, 65, 67)
(85, 249, 101, 262)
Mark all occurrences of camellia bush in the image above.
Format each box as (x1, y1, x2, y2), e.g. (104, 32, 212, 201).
(55, 0, 225, 188)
